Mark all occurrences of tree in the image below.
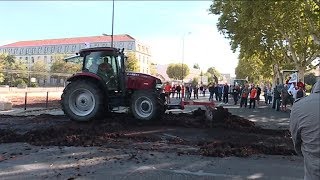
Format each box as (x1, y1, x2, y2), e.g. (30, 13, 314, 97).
(31, 60, 48, 81)
(166, 63, 190, 80)
(0, 54, 28, 85)
(193, 63, 200, 69)
(210, 0, 320, 83)
(150, 63, 157, 76)
(205, 67, 220, 83)
(206, 67, 220, 77)
(50, 58, 66, 73)
(125, 52, 139, 72)
(191, 77, 199, 86)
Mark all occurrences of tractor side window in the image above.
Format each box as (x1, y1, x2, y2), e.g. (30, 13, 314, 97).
(117, 56, 122, 71)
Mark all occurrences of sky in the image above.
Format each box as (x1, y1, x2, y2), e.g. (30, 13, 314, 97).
(0, 1, 239, 76)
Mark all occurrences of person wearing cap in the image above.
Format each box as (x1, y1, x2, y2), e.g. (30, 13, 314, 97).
(290, 80, 320, 180)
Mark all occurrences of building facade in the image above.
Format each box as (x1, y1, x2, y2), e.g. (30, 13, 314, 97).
(0, 34, 152, 74)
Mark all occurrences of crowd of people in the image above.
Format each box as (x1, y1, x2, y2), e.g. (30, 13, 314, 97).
(162, 79, 306, 109)
(163, 82, 207, 103)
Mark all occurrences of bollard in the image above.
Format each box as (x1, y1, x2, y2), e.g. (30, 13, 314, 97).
(46, 92, 49, 108)
(24, 92, 27, 110)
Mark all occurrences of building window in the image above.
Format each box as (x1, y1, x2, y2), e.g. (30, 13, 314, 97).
(44, 47, 48, 54)
(50, 46, 55, 53)
(25, 57, 28, 61)
(71, 45, 76, 52)
(50, 56, 54, 63)
(64, 45, 69, 53)
(19, 48, 23, 55)
(31, 57, 35, 63)
(32, 48, 36, 54)
(37, 56, 41, 60)
(38, 47, 42, 54)
(57, 46, 62, 53)
(19, 57, 22, 60)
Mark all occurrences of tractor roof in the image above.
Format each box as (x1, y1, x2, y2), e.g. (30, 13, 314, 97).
(79, 47, 120, 53)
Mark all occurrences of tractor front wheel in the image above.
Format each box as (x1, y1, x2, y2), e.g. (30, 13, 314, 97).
(131, 91, 159, 121)
(61, 80, 105, 122)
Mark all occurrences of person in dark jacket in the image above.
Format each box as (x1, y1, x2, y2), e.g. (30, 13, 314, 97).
(209, 84, 215, 101)
(217, 85, 223, 101)
(223, 83, 229, 104)
(232, 85, 241, 105)
(175, 85, 181, 99)
(296, 86, 305, 99)
(214, 84, 219, 101)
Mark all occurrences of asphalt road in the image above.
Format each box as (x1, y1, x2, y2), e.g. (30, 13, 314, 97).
(0, 143, 303, 180)
(0, 93, 303, 180)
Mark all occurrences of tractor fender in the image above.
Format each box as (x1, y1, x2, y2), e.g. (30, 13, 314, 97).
(67, 72, 102, 82)
(66, 72, 108, 100)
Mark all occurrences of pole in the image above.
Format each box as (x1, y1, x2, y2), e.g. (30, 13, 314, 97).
(24, 92, 27, 110)
(181, 36, 185, 83)
(111, 0, 115, 48)
(46, 91, 49, 109)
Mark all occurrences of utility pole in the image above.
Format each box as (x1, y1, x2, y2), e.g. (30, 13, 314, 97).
(111, 0, 115, 48)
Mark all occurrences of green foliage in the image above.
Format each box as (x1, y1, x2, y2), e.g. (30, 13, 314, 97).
(31, 60, 47, 72)
(0, 53, 28, 85)
(210, 0, 320, 83)
(191, 77, 199, 86)
(14, 78, 26, 87)
(125, 52, 139, 72)
(166, 63, 190, 80)
(305, 84, 313, 92)
(193, 63, 200, 69)
(150, 63, 157, 75)
(30, 82, 38, 87)
(206, 67, 220, 77)
(50, 54, 81, 74)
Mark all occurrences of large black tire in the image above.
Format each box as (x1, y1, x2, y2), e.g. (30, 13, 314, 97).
(131, 91, 162, 121)
(61, 80, 105, 122)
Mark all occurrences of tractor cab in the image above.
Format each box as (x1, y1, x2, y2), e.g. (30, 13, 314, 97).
(80, 47, 126, 94)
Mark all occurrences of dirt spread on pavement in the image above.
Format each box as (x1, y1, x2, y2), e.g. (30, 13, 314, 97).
(0, 107, 295, 157)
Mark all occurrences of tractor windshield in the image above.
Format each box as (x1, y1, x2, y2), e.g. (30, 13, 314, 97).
(83, 51, 118, 76)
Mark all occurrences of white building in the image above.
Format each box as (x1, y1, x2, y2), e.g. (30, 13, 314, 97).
(0, 34, 152, 74)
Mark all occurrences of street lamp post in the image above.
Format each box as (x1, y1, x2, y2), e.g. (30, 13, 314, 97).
(111, 0, 115, 48)
(103, 0, 115, 48)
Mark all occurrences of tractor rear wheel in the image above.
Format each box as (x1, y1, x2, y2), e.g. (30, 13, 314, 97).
(61, 80, 105, 122)
(131, 91, 161, 121)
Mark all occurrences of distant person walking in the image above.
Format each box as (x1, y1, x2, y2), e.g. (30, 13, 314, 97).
(249, 85, 257, 109)
(232, 85, 240, 105)
(176, 84, 181, 99)
(223, 83, 229, 104)
(209, 84, 215, 101)
(240, 85, 249, 108)
(164, 82, 171, 104)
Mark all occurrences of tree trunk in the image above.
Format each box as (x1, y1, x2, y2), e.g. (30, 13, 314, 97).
(297, 66, 305, 83)
(272, 63, 281, 87)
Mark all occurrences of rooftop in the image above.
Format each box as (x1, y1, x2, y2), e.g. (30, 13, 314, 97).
(1, 34, 135, 48)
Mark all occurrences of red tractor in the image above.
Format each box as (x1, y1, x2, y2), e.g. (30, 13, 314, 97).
(61, 47, 166, 122)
